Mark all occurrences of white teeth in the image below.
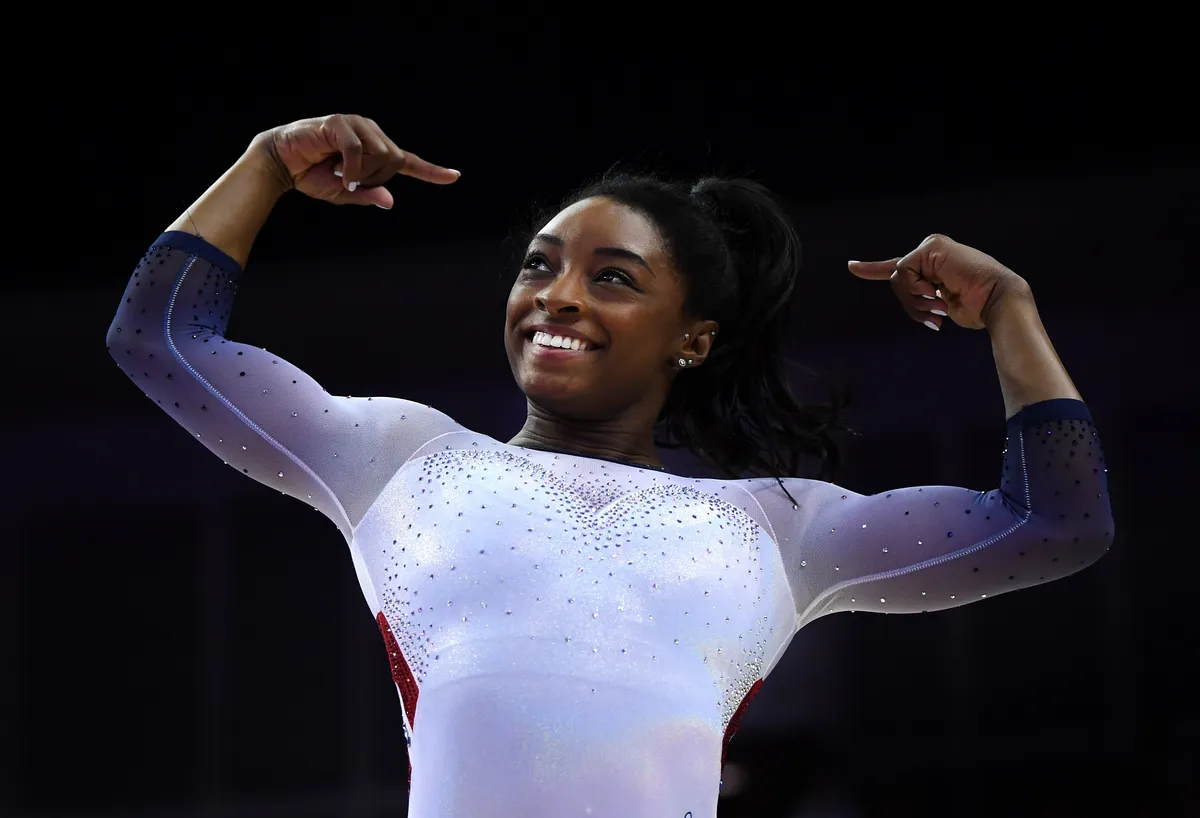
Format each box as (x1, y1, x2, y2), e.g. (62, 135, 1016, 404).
(532, 331, 590, 351)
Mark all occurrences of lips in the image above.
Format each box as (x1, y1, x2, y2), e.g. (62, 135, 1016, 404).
(524, 324, 603, 351)
(531, 331, 595, 353)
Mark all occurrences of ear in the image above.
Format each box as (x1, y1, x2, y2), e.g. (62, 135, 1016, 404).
(676, 320, 719, 368)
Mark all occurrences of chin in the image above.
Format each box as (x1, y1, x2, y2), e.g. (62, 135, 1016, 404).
(519, 372, 595, 410)
(507, 342, 598, 411)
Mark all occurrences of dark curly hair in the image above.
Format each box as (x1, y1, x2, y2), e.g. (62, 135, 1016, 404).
(524, 170, 853, 485)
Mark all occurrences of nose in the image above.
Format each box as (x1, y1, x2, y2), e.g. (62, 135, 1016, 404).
(534, 268, 587, 315)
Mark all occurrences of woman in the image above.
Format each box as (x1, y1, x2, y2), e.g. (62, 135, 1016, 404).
(106, 114, 1113, 818)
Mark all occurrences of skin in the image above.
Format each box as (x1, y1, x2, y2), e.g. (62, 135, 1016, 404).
(168, 115, 1082, 476)
(503, 198, 716, 468)
(849, 237, 1081, 419)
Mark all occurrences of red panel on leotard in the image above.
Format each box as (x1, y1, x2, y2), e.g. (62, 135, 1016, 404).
(377, 612, 420, 785)
(721, 679, 762, 769)
(377, 612, 420, 726)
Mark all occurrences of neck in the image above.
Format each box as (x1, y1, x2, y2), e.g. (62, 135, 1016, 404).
(509, 400, 663, 469)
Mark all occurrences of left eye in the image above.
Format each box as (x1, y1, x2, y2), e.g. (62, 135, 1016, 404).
(596, 269, 634, 287)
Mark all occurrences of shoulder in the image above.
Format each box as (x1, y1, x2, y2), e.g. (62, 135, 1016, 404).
(697, 475, 859, 541)
(327, 396, 484, 463)
(333, 395, 465, 428)
(711, 475, 839, 506)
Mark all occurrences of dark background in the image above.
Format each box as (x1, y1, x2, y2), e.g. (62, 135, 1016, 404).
(5, 30, 1197, 818)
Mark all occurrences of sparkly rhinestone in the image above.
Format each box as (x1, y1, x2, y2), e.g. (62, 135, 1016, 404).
(102, 285, 1112, 789)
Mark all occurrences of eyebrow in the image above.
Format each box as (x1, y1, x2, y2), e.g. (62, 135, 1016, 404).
(533, 233, 654, 275)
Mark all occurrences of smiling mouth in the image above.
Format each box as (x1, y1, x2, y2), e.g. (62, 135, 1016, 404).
(528, 330, 599, 352)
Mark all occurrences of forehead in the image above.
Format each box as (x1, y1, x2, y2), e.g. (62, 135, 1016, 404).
(538, 197, 664, 253)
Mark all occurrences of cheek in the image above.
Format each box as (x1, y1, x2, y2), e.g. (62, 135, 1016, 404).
(505, 284, 528, 331)
(608, 309, 674, 359)
(504, 285, 535, 364)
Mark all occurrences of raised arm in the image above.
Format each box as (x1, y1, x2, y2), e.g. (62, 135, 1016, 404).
(756, 235, 1114, 627)
(106, 115, 464, 540)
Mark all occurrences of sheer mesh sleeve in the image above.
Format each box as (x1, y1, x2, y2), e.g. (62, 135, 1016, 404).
(105, 231, 466, 539)
(746, 399, 1114, 627)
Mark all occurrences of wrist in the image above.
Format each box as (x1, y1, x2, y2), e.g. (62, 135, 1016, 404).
(242, 132, 295, 199)
(165, 137, 293, 268)
(982, 274, 1033, 328)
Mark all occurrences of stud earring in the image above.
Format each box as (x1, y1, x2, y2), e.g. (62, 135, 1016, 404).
(683, 333, 690, 341)
(678, 358, 690, 367)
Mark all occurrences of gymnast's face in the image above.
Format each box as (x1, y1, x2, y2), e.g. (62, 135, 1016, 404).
(504, 197, 693, 419)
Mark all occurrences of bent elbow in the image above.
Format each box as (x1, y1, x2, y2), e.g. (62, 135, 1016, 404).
(1043, 507, 1115, 577)
(105, 320, 124, 357)
(106, 313, 154, 362)
(1076, 527, 1114, 572)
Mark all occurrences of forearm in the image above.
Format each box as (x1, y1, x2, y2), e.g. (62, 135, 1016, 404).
(987, 280, 1081, 419)
(166, 138, 289, 268)
(789, 395, 1112, 623)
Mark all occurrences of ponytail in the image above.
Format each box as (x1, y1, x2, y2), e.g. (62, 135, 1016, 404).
(540, 171, 852, 482)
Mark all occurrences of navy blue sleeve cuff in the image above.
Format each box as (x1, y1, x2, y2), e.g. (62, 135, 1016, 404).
(1007, 398, 1093, 433)
(155, 231, 243, 279)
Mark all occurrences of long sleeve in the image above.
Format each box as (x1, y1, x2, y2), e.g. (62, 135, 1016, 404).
(106, 231, 465, 540)
(746, 399, 1114, 627)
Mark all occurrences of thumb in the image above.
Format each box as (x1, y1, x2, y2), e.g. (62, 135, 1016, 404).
(339, 184, 395, 209)
(847, 257, 901, 280)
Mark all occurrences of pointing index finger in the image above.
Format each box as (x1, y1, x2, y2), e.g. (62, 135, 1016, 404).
(373, 128, 459, 184)
(394, 146, 460, 185)
(847, 257, 902, 280)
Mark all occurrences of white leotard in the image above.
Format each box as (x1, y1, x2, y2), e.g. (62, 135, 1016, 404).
(106, 232, 1114, 818)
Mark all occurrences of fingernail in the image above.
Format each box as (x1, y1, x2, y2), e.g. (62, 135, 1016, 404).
(374, 204, 391, 210)
(931, 309, 948, 316)
(848, 259, 861, 264)
(334, 170, 343, 178)
(447, 168, 461, 176)
(923, 320, 940, 331)
(348, 181, 358, 192)
(921, 294, 936, 300)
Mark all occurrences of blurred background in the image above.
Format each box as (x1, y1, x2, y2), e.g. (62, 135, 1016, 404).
(5, 27, 1197, 818)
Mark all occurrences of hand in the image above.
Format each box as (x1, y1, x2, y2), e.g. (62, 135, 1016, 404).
(251, 114, 460, 209)
(847, 234, 1030, 330)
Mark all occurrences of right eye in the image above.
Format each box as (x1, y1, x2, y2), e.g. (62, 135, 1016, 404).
(521, 253, 552, 273)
